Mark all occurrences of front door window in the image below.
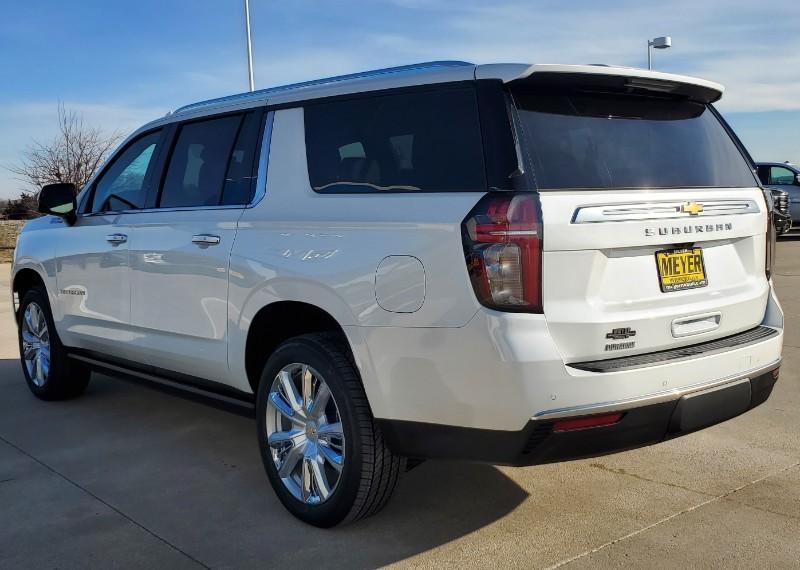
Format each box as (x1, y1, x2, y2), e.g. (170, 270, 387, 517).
(91, 130, 161, 213)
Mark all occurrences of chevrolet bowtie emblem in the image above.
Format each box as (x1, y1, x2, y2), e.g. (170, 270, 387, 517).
(606, 327, 636, 340)
(682, 202, 704, 216)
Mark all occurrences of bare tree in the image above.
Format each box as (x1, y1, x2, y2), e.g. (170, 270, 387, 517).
(1, 192, 39, 220)
(7, 104, 123, 196)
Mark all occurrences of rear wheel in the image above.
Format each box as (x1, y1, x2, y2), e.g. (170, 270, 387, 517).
(256, 333, 405, 527)
(17, 287, 90, 400)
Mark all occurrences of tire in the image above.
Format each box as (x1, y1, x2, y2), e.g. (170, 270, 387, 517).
(17, 287, 90, 400)
(256, 333, 405, 527)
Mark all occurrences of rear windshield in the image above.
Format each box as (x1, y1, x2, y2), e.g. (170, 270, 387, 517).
(512, 88, 757, 190)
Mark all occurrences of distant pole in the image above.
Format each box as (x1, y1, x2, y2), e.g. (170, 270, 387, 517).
(647, 36, 672, 70)
(647, 40, 652, 70)
(244, 0, 255, 91)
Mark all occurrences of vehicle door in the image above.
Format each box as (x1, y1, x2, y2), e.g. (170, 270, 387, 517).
(125, 109, 265, 382)
(54, 129, 166, 354)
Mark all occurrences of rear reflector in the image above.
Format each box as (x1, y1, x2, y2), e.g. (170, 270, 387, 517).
(552, 412, 624, 432)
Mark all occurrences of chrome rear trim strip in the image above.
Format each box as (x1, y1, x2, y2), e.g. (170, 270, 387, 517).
(572, 199, 760, 224)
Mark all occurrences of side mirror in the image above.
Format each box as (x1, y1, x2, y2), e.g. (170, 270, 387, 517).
(38, 183, 77, 225)
(795, 173, 800, 185)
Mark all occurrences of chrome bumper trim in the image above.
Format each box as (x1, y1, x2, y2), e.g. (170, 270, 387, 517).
(532, 358, 781, 421)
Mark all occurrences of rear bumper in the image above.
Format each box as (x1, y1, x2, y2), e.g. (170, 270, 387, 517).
(353, 281, 783, 440)
(378, 360, 780, 465)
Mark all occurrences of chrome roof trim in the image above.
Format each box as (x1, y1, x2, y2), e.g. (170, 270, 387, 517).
(174, 61, 474, 115)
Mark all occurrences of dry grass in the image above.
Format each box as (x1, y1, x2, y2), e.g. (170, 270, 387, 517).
(0, 220, 25, 264)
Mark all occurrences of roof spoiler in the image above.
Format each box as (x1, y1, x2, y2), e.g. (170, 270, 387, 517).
(480, 63, 724, 104)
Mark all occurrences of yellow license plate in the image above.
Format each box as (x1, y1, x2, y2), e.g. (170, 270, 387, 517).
(655, 247, 708, 292)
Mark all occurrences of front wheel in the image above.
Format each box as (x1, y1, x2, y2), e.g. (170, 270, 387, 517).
(17, 287, 90, 400)
(256, 333, 405, 527)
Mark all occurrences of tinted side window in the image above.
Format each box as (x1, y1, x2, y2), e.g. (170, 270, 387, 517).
(91, 131, 161, 213)
(159, 115, 242, 208)
(304, 87, 486, 193)
(221, 111, 263, 205)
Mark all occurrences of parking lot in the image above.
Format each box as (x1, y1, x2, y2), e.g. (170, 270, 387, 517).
(0, 242, 798, 569)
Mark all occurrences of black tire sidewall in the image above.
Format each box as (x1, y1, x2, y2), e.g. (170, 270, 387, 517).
(18, 287, 62, 396)
(17, 287, 88, 400)
(255, 336, 365, 527)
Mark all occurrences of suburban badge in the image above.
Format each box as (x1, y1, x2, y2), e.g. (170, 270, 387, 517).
(645, 222, 733, 237)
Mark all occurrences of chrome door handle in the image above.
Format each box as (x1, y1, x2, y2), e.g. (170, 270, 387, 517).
(192, 234, 221, 246)
(106, 233, 127, 244)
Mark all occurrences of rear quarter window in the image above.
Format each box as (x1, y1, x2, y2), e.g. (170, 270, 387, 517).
(304, 87, 487, 193)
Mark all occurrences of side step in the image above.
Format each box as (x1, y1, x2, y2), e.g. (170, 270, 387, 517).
(69, 352, 255, 413)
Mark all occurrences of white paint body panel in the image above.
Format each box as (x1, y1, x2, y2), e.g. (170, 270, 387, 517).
(11, 216, 59, 316)
(53, 214, 133, 355)
(226, 108, 483, 393)
(375, 256, 426, 313)
(476, 63, 724, 99)
(125, 208, 243, 381)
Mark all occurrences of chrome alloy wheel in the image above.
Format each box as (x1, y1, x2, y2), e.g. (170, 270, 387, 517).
(265, 363, 346, 505)
(21, 302, 51, 387)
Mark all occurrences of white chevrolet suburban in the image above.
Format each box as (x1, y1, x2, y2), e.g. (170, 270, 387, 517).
(12, 61, 784, 527)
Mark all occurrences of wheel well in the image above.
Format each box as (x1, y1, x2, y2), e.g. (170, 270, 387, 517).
(12, 269, 45, 320)
(244, 301, 351, 392)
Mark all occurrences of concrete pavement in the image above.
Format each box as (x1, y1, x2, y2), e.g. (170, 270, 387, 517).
(0, 243, 798, 569)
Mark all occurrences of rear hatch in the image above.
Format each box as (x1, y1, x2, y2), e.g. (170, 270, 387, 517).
(509, 70, 770, 363)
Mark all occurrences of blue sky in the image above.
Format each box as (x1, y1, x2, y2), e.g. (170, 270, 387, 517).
(1, 0, 798, 198)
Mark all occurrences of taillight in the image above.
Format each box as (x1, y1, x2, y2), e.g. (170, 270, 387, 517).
(461, 192, 543, 312)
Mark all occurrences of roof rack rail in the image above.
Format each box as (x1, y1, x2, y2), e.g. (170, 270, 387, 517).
(174, 60, 474, 115)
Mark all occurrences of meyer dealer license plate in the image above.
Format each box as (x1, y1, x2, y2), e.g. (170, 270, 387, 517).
(655, 247, 708, 293)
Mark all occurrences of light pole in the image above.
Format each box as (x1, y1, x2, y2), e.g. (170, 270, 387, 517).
(244, 0, 255, 92)
(647, 36, 672, 70)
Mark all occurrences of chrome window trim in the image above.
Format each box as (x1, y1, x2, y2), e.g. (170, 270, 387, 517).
(79, 204, 249, 218)
(77, 111, 275, 219)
